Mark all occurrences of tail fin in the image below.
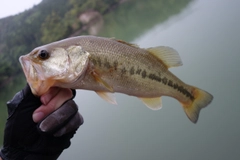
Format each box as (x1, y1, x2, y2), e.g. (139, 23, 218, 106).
(182, 88, 213, 123)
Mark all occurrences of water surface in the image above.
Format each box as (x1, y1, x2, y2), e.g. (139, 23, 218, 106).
(60, 0, 240, 159)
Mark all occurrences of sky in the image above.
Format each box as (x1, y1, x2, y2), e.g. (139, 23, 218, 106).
(0, 0, 41, 18)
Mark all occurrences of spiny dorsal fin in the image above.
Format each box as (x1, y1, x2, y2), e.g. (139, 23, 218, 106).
(110, 38, 139, 48)
(139, 97, 162, 110)
(96, 91, 117, 105)
(147, 46, 183, 68)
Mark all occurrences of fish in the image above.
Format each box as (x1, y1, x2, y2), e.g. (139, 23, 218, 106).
(19, 35, 213, 123)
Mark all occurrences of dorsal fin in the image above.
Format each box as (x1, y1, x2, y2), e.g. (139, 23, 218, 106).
(110, 38, 139, 48)
(147, 46, 183, 68)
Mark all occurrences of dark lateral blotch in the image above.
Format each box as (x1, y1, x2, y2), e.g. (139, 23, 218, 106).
(136, 68, 142, 75)
(142, 70, 147, 78)
(173, 83, 178, 89)
(104, 59, 111, 69)
(162, 77, 168, 85)
(168, 80, 173, 87)
(148, 73, 161, 82)
(130, 66, 135, 75)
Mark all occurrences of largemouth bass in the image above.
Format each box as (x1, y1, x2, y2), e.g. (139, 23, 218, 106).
(19, 36, 213, 123)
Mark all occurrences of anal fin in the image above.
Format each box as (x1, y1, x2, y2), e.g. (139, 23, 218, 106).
(96, 91, 117, 105)
(139, 97, 162, 110)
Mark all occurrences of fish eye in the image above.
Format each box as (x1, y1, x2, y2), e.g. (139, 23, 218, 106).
(38, 50, 50, 60)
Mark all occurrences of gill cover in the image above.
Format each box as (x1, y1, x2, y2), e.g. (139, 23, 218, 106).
(19, 45, 90, 96)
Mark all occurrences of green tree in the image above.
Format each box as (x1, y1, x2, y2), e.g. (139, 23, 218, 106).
(41, 11, 72, 44)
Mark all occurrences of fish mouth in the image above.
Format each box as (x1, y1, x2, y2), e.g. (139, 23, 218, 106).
(19, 56, 31, 79)
(19, 55, 54, 96)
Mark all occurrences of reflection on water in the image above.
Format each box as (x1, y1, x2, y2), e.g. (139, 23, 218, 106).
(1, 0, 240, 159)
(0, 0, 192, 145)
(99, 0, 192, 42)
(60, 0, 240, 160)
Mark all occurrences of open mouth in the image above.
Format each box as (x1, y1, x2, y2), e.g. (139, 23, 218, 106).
(19, 55, 44, 95)
(19, 55, 32, 81)
(19, 55, 56, 96)
(19, 55, 39, 94)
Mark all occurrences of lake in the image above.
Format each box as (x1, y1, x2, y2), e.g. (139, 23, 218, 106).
(1, 0, 240, 159)
(60, 0, 240, 159)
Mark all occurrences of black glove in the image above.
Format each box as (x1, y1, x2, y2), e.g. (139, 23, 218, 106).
(0, 84, 83, 160)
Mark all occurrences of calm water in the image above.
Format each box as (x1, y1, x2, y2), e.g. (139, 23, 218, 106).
(59, 0, 240, 160)
(0, 0, 239, 159)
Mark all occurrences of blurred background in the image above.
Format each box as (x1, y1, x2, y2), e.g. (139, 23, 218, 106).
(0, 0, 240, 159)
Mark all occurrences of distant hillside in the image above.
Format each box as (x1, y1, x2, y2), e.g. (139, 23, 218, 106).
(0, 0, 193, 145)
(0, 0, 120, 89)
(0, 0, 192, 91)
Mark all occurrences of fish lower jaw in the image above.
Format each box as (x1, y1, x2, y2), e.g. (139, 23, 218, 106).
(28, 79, 56, 96)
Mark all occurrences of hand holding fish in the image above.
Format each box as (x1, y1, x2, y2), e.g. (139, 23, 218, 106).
(35, 87, 83, 137)
(0, 84, 83, 159)
(19, 36, 213, 123)
(33, 87, 74, 122)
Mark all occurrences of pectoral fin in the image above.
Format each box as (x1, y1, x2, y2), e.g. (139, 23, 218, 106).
(96, 91, 117, 104)
(139, 97, 162, 110)
(91, 70, 114, 92)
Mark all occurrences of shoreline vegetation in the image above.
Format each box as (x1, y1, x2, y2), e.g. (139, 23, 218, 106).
(0, 0, 122, 91)
(0, 0, 192, 145)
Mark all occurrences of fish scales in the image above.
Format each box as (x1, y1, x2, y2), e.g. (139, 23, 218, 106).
(19, 36, 213, 123)
(75, 36, 191, 101)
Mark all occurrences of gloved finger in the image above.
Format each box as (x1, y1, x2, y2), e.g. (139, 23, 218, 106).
(38, 100, 83, 134)
(40, 87, 61, 105)
(54, 112, 83, 137)
(32, 88, 73, 122)
(6, 84, 41, 118)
